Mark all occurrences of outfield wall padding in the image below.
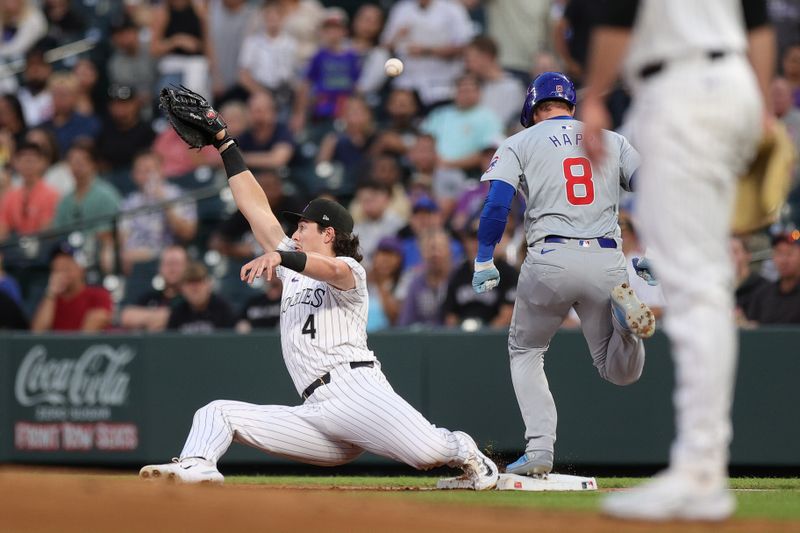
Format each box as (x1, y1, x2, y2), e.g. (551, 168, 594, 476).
(1, 330, 797, 467)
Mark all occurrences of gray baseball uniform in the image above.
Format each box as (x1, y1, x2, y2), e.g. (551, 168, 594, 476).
(482, 117, 646, 454)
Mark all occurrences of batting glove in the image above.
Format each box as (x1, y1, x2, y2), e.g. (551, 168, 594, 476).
(632, 257, 658, 286)
(473, 260, 500, 293)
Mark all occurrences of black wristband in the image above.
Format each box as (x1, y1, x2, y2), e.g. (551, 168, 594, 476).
(221, 143, 248, 178)
(277, 250, 307, 273)
(213, 133, 234, 149)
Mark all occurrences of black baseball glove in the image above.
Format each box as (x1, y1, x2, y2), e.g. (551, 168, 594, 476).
(159, 85, 227, 149)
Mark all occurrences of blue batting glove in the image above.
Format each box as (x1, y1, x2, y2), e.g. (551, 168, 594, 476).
(473, 260, 500, 293)
(632, 257, 658, 286)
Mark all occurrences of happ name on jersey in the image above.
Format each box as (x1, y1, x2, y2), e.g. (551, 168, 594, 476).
(547, 131, 583, 148)
(281, 286, 326, 312)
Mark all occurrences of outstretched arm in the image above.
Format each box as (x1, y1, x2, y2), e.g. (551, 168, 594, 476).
(241, 250, 356, 291)
(216, 132, 287, 252)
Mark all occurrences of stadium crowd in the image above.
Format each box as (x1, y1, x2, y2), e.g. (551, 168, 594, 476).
(0, 0, 799, 333)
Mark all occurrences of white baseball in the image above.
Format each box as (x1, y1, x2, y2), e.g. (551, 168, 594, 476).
(384, 58, 404, 77)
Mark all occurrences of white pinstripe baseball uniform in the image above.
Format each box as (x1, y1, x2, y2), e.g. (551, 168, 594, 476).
(170, 236, 487, 473)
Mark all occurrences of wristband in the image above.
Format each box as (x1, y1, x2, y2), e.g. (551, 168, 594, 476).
(213, 134, 235, 150)
(221, 142, 248, 178)
(277, 250, 307, 272)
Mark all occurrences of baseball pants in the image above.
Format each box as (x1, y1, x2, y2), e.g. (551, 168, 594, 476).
(509, 240, 646, 453)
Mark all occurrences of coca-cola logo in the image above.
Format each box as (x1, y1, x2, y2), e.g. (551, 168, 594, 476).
(14, 345, 134, 408)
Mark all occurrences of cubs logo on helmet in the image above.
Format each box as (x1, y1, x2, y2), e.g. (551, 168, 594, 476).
(520, 72, 577, 128)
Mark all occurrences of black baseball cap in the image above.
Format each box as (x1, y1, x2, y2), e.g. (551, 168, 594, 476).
(284, 198, 354, 234)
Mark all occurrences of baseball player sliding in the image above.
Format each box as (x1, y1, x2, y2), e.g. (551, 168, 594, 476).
(139, 87, 499, 489)
(472, 72, 655, 477)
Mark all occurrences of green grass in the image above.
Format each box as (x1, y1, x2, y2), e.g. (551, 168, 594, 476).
(226, 475, 800, 520)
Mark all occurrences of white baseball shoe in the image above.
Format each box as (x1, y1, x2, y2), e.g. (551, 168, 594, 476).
(611, 283, 656, 338)
(139, 457, 224, 484)
(456, 431, 500, 490)
(602, 469, 735, 521)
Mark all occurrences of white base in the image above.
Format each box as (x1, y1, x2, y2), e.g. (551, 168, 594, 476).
(436, 476, 477, 490)
(496, 473, 598, 492)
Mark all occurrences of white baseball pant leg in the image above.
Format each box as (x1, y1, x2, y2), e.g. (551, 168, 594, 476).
(629, 55, 762, 480)
(181, 365, 471, 469)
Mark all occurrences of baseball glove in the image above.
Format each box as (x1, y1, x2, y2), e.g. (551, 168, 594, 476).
(159, 85, 227, 149)
(731, 122, 795, 235)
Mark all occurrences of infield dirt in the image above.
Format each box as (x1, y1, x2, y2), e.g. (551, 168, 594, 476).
(1, 468, 798, 533)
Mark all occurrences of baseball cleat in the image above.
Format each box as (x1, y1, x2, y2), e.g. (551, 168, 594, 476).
(505, 450, 554, 476)
(139, 457, 224, 484)
(602, 469, 735, 521)
(611, 283, 656, 338)
(438, 431, 499, 490)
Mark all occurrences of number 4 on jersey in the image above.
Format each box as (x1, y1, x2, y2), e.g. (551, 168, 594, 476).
(563, 157, 595, 205)
(302, 314, 316, 339)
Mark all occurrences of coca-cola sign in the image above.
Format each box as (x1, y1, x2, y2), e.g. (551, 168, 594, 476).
(14, 344, 134, 408)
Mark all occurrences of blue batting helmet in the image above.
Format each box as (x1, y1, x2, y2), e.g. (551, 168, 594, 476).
(519, 72, 577, 128)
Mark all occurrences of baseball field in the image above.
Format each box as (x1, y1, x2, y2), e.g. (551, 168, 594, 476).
(2, 468, 799, 532)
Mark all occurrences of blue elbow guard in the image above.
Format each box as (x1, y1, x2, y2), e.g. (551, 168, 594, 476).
(476, 181, 515, 262)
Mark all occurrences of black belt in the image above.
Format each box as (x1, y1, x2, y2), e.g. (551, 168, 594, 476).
(639, 50, 729, 80)
(543, 235, 617, 249)
(302, 361, 375, 400)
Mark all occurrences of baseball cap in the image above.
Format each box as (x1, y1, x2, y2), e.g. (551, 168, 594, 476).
(49, 241, 78, 262)
(322, 7, 348, 27)
(182, 261, 209, 282)
(284, 198, 354, 234)
(376, 236, 403, 256)
(110, 14, 137, 34)
(108, 84, 136, 101)
(412, 195, 439, 213)
(771, 230, 800, 247)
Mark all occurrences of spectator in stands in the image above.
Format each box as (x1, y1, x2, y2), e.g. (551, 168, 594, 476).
(0, 94, 27, 148)
(745, 232, 800, 325)
(396, 194, 463, 272)
(278, 0, 325, 67)
(731, 235, 769, 325)
(0, 0, 46, 61)
(31, 242, 113, 332)
(210, 167, 303, 259)
(43, 73, 100, 155)
(464, 35, 526, 127)
(405, 133, 467, 219)
(372, 87, 421, 157)
(619, 211, 666, 319)
(782, 43, 800, 107)
(351, 3, 389, 101)
(72, 59, 104, 117)
(397, 228, 453, 327)
(53, 140, 120, 272)
(96, 85, 156, 180)
(236, 277, 283, 333)
(381, 0, 474, 108)
(485, 0, 550, 83)
(0, 290, 28, 329)
(108, 15, 157, 104)
(118, 151, 197, 275)
(0, 141, 59, 240)
(42, 0, 86, 49)
(237, 0, 297, 102)
(208, 0, 254, 102)
(349, 153, 411, 224)
(239, 90, 295, 171)
(772, 76, 800, 225)
(16, 47, 53, 128)
(291, 7, 361, 134)
(150, 0, 212, 98)
(167, 261, 237, 333)
(24, 126, 72, 196)
(443, 221, 517, 329)
(315, 95, 376, 198)
(120, 244, 188, 332)
(0, 251, 22, 304)
(366, 236, 404, 330)
(352, 180, 405, 266)
(421, 74, 503, 174)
